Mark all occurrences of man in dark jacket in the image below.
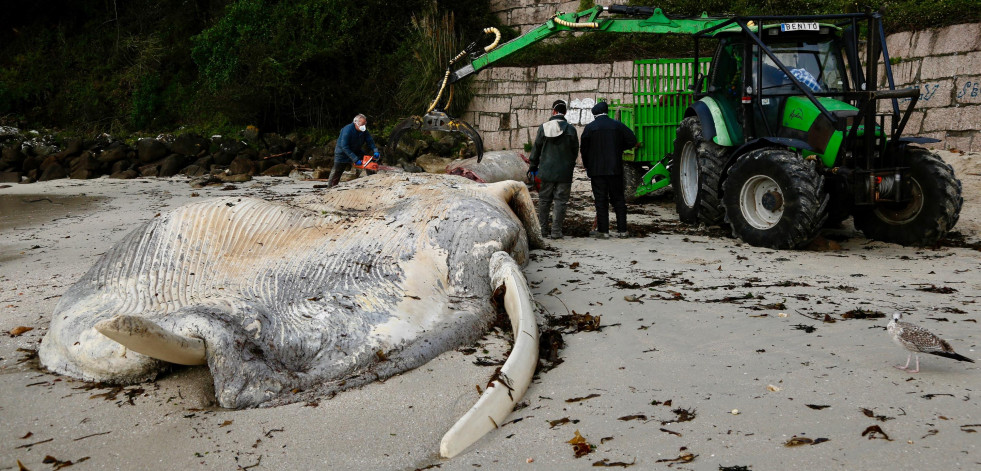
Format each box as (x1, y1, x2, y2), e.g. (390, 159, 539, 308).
(580, 101, 637, 238)
(329, 113, 379, 187)
(528, 99, 579, 239)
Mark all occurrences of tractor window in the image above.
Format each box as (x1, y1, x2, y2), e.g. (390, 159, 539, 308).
(709, 41, 743, 98)
(756, 39, 847, 94)
(816, 41, 847, 92)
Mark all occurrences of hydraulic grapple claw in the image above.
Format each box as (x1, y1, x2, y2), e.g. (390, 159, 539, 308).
(388, 111, 484, 163)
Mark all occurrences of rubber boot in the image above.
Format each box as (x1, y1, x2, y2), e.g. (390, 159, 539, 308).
(537, 200, 551, 237)
(551, 199, 567, 239)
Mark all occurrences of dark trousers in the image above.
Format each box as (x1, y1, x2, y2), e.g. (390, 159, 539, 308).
(327, 162, 351, 187)
(538, 181, 572, 236)
(591, 175, 627, 233)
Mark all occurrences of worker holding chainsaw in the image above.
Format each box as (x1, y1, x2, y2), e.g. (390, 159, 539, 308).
(329, 113, 380, 187)
(528, 99, 579, 239)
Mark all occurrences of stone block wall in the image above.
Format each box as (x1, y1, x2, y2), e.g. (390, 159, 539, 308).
(489, 0, 583, 34)
(466, 1, 981, 151)
(878, 23, 981, 151)
(461, 62, 633, 151)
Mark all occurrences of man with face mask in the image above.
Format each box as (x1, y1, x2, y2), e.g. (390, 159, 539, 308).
(330, 113, 379, 187)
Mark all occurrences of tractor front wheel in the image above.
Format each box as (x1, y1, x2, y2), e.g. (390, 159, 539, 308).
(722, 148, 829, 249)
(671, 116, 726, 225)
(852, 148, 962, 246)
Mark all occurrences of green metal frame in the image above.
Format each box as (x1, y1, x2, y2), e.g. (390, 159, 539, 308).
(611, 58, 711, 198)
(448, 7, 728, 84)
(441, 6, 728, 199)
(630, 58, 711, 164)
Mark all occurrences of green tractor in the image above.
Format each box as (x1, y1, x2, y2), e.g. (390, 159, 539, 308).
(393, 5, 962, 249)
(662, 12, 962, 248)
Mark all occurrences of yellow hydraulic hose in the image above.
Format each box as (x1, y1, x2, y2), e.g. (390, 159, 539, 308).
(427, 69, 452, 113)
(426, 26, 502, 113)
(553, 15, 599, 28)
(450, 50, 467, 65)
(482, 27, 501, 52)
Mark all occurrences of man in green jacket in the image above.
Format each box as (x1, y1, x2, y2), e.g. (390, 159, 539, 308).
(528, 99, 579, 239)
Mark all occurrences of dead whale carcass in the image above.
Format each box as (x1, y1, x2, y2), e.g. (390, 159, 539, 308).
(447, 150, 529, 183)
(39, 174, 542, 454)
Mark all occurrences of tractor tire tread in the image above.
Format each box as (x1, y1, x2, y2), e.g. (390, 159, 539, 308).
(853, 148, 961, 246)
(623, 163, 644, 204)
(697, 144, 727, 225)
(671, 116, 726, 226)
(723, 148, 829, 249)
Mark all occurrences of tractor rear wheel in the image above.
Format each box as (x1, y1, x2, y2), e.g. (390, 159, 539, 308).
(852, 147, 962, 246)
(671, 116, 726, 225)
(722, 148, 829, 249)
(623, 162, 643, 203)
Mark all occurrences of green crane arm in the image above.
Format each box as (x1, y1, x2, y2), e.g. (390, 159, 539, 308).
(448, 6, 730, 85)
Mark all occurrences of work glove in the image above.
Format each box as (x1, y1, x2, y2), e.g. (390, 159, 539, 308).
(356, 159, 362, 166)
(526, 167, 538, 181)
(373, 152, 380, 160)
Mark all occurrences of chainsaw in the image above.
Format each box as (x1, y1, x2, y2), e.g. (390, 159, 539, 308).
(354, 154, 380, 172)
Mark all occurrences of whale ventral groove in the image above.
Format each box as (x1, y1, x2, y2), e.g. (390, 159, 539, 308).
(39, 173, 543, 409)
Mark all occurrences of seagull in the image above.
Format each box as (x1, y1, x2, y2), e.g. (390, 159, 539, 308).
(887, 312, 974, 373)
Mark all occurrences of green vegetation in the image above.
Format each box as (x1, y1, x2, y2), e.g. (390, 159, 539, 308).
(0, 0, 975, 138)
(398, 7, 478, 117)
(0, 0, 500, 137)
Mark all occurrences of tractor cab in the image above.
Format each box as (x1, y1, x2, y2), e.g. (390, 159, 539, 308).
(705, 23, 853, 151)
(675, 13, 959, 249)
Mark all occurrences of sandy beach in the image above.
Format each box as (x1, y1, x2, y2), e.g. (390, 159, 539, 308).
(2, 150, 979, 470)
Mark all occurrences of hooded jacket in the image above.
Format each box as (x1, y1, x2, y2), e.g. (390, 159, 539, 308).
(580, 110, 637, 177)
(529, 114, 579, 183)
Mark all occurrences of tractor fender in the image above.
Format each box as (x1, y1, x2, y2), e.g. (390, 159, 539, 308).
(687, 98, 733, 147)
(729, 138, 817, 161)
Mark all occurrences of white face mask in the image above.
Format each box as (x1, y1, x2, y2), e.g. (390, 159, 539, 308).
(358, 124, 367, 132)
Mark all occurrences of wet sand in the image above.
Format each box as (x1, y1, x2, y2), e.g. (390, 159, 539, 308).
(1, 152, 979, 470)
(0, 194, 104, 231)
(0, 194, 105, 264)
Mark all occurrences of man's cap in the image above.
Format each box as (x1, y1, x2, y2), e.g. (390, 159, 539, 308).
(591, 101, 608, 116)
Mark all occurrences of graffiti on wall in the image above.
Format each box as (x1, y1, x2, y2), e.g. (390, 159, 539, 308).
(957, 80, 980, 100)
(898, 83, 941, 104)
(898, 79, 980, 104)
(566, 98, 597, 125)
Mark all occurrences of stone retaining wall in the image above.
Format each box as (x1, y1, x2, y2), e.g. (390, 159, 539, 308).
(489, 0, 582, 34)
(466, 2, 981, 151)
(461, 62, 634, 151)
(880, 23, 981, 151)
